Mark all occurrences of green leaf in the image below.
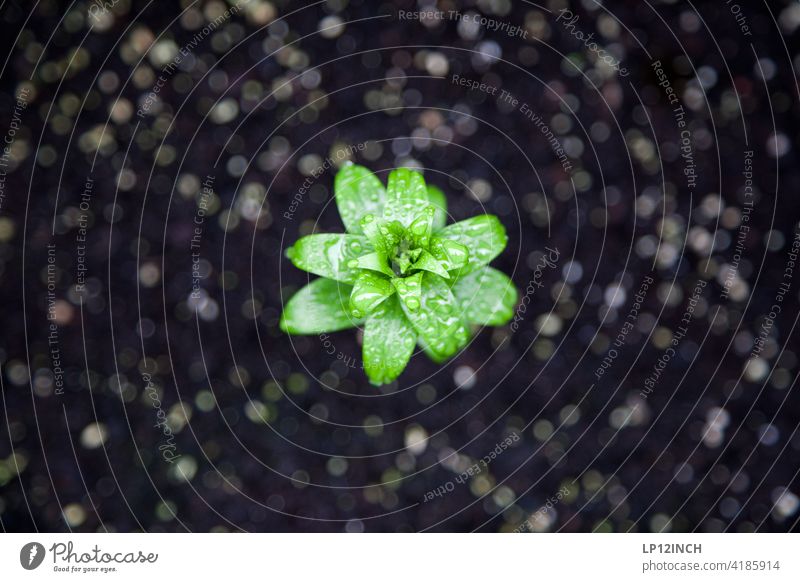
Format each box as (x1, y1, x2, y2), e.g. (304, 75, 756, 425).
(363, 295, 417, 385)
(452, 267, 518, 326)
(428, 238, 469, 271)
(382, 168, 429, 227)
(350, 272, 395, 317)
(392, 272, 422, 312)
(393, 247, 421, 275)
(359, 214, 384, 247)
(400, 272, 470, 363)
(437, 215, 507, 276)
(361, 216, 404, 258)
(411, 249, 450, 279)
(378, 220, 405, 247)
(350, 251, 394, 278)
(406, 205, 435, 247)
(335, 164, 386, 233)
(426, 185, 448, 230)
(280, 278, 359, 334)
(286, 234, 369, 283)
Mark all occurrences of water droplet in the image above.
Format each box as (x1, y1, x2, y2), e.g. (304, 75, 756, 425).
(406, 298, 420, 311)
(362, 214, 375, 223)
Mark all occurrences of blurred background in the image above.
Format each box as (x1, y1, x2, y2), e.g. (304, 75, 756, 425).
(0, 0, 799, 532)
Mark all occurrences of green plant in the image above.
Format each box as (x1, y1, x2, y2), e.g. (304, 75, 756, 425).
(280, 165, 518, 385)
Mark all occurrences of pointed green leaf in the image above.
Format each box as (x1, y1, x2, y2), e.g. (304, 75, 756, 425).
(350, 251, 394, 277)
(392, 272, 422, 312)
(411, 249, 450, 279)
(363, 295, 417, 385)
(382, 168, 429, 226)
(362, 217, 404, 257)
(286, 233, 369, 283)
(393, 254, 411, 275)
(452, 267, 518, 326)
(359, 214, 384, 248)
(335, 164, 386, 233)
(350, 272, 395, 317)
(400, 272, 470, 363)
(377, 220, 405, 248)
(437, 215, 507, 276)
(406, 205, 435, 247)
(280, 278, 359, 334)
(426, 185, 448, 230)
(429, 238, 469, 271)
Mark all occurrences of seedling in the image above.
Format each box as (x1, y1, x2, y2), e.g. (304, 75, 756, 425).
(280, 165, 518, 385)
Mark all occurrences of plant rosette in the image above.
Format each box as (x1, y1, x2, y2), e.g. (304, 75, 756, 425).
(280, 165, 518, 385)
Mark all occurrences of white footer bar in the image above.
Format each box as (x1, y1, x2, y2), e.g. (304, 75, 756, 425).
(1, 533, 796, 581)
